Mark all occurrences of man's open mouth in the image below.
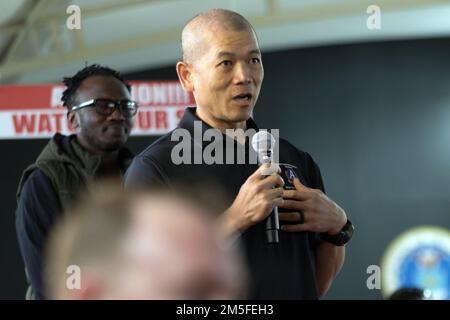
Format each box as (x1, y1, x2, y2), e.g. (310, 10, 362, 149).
(233, 93, 252, 101)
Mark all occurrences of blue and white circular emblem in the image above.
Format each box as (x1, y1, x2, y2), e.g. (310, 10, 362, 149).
(381, 226, 450, 300)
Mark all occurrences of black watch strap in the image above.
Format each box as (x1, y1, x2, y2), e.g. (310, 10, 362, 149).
(320, 219, 354, 246)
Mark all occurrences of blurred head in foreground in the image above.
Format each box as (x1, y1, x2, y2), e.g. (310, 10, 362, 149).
(388, 287, 426, 300)
(44, 183, 247, 299)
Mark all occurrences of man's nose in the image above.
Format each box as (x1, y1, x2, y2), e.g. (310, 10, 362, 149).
(233, 63, 252, 84)
(108, 106, 126, 120)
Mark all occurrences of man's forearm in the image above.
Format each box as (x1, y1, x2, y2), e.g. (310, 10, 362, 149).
(315, 241, 345, 297)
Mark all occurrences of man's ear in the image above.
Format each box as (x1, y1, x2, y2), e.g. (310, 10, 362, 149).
(176, 61, 194, 92)
(67, 111, 80, 130)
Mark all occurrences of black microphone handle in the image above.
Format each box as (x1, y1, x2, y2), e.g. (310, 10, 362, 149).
(265, 206, 280, 244)
(257, 152, 280, 244)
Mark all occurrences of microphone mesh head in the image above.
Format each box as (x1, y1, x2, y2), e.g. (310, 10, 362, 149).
(251, 131, 276, 153)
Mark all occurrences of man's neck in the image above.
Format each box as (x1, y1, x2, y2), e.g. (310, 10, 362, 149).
(75, 136, 121, 176)
(195, 108, 247, 144)
(97, 152, 122, 176)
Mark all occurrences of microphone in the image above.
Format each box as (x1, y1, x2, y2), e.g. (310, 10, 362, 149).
(251, 131, 280, 244)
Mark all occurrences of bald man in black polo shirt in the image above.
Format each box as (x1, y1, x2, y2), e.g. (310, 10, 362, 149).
(125, 9, 353, 299)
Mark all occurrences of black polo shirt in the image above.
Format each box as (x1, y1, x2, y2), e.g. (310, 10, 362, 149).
(125, 107, 325, 299)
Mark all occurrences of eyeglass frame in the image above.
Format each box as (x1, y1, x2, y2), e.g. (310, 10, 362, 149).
(70, 98, 139, 117)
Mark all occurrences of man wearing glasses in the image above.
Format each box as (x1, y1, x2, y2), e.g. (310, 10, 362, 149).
(15, 64, 137, 299)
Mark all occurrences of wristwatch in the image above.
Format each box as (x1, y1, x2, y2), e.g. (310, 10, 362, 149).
(320, 219, 354, 246)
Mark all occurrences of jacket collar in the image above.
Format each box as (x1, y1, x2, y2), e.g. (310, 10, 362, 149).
(47, 133, 133, 176)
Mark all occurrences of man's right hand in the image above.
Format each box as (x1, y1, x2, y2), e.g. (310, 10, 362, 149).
(219, 163, 285, 236)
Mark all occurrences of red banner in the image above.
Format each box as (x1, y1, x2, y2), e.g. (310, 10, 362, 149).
(0, 81, 195, 139)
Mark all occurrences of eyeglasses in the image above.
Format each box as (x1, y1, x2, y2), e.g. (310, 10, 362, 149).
(71, 99, 138, 117)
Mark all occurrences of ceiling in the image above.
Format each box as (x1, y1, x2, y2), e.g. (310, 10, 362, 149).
(1, 0, 450, 84)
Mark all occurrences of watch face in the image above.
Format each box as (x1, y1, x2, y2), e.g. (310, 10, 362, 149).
(342, 221, 354, 245)
(341, 231, 349, 245)
(346, 221, 355, 237)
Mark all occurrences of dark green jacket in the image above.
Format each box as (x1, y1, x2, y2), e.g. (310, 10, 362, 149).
(17, 133, 134, 208)
(16, 133, 134, 299)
